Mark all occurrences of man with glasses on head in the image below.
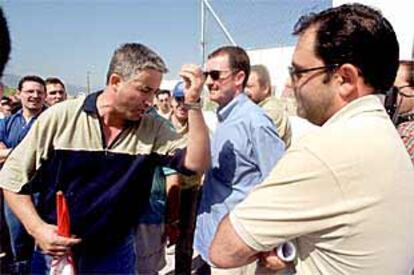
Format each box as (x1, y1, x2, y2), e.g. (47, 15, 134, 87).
(210, 4, 414, 275)
(194, 46, 285, 274)
(45, 77, 67, 106)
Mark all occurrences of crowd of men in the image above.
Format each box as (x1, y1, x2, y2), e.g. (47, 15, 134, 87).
(0, 3, 414, 275)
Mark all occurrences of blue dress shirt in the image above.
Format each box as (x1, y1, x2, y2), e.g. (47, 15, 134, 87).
(194, 93, 285, 262)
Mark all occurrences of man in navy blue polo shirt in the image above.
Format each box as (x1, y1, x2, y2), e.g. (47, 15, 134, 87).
(0, 43, 210, 274)
(0, 75, 46, 273)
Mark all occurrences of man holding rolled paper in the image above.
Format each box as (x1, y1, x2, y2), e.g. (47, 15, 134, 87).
(210, 4, 414, 275)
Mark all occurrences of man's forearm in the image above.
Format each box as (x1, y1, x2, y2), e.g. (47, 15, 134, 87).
(166, 174, 181, 224)
(3, 189, 46, 237)
(210, 215, 258, 268)
(185, 109, 210, 173)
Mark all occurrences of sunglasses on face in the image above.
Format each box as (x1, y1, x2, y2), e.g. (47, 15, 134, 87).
(203, 70, 233, 81)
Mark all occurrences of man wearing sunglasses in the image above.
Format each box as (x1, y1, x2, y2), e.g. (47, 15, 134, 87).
(394, 60, 414, 163)
(194, 46, 285, 273)
(210, 4, 414, 275)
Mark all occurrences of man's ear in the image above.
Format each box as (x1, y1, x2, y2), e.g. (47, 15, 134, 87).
(108, 73, 122, 92)
(336, 63, 359, 99)
(234, 70, 246, 88)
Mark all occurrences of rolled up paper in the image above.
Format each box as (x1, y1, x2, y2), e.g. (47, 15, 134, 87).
(276, 241, 296, 262)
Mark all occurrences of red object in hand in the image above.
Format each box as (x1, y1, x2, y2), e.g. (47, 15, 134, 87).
(56, 191, 71, 237)
(51, 191, 76, 275)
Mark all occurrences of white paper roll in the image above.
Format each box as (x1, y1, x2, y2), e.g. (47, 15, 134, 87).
(276, 241, 296, 262)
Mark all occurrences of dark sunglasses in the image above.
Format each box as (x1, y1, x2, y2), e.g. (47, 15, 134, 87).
(203, 70, 233, 81)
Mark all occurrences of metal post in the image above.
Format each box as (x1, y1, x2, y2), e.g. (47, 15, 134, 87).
(86, 71, 91, 94)
(201, 0, 206, 66)
(203, 0, 237, 46)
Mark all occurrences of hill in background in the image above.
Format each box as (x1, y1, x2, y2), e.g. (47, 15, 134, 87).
(1, 73, 86, 96)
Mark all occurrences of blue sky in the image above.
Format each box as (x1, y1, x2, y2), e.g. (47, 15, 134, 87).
(2, 0, 330, 92)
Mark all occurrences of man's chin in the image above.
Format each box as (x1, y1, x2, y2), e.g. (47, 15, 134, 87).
(27, 105, 44, 112)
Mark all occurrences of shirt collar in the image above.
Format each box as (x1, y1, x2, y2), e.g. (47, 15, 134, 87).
(217, 93, 247, 122)
(258, 96, 271, 107)
(323, 95, 386, 127)
(82, 90, 103, 115)
(14, 107, 45, 121)
(82, 90, 138, 128)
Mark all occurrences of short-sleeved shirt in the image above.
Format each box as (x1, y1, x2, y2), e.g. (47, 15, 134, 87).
(230, 95, 414, 274)
(194, 93, 285, 262)
(0, 92, 192, 250)
(0, 109, 40, 148)
(397, 119, 414, 164)
(137, 107, 178, 224)
(259, 96, 292, 148)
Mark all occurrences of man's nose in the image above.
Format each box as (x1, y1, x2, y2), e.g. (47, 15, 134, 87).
(32, 90, 43, 98)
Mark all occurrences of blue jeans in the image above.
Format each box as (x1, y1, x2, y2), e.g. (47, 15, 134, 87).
(4, 201, 34, 273)
(31, 233, 136, 274)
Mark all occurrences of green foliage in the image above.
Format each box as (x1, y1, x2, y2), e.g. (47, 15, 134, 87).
(3, 86, 16, 97)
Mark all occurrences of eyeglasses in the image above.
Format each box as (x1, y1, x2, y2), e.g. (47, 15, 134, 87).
(203, 70, 233, 81)
(288, 64, 339, 83)
(396, 84, 414, 97)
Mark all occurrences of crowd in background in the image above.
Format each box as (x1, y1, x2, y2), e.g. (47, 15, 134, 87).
(0, 3, 414, 275)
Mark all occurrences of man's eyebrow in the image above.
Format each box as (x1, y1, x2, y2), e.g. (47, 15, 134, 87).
(291, 61, 303, 70)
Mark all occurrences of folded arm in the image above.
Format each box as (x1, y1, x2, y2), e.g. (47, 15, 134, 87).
(209, 215, 258, 267)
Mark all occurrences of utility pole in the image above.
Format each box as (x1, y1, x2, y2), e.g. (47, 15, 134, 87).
(201, 0, 206, 66)
(86, 71, 91, 94)
(201, 0, 237, 47)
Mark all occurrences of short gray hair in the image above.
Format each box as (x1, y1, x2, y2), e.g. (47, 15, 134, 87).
(251, 64, 271, 89)
(106, 43, 168, 84)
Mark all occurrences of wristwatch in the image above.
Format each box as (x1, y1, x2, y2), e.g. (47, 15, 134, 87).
(184, 101, 202, 110)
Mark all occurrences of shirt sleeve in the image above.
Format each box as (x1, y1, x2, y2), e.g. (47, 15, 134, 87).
(153, 120, 187, 155)
(230, 146, 345, 251)
(162, 167, 177, 176)
(152, 120, 194, 175)
(0, 109, 57, 192)
(250, 119, 285, 181)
